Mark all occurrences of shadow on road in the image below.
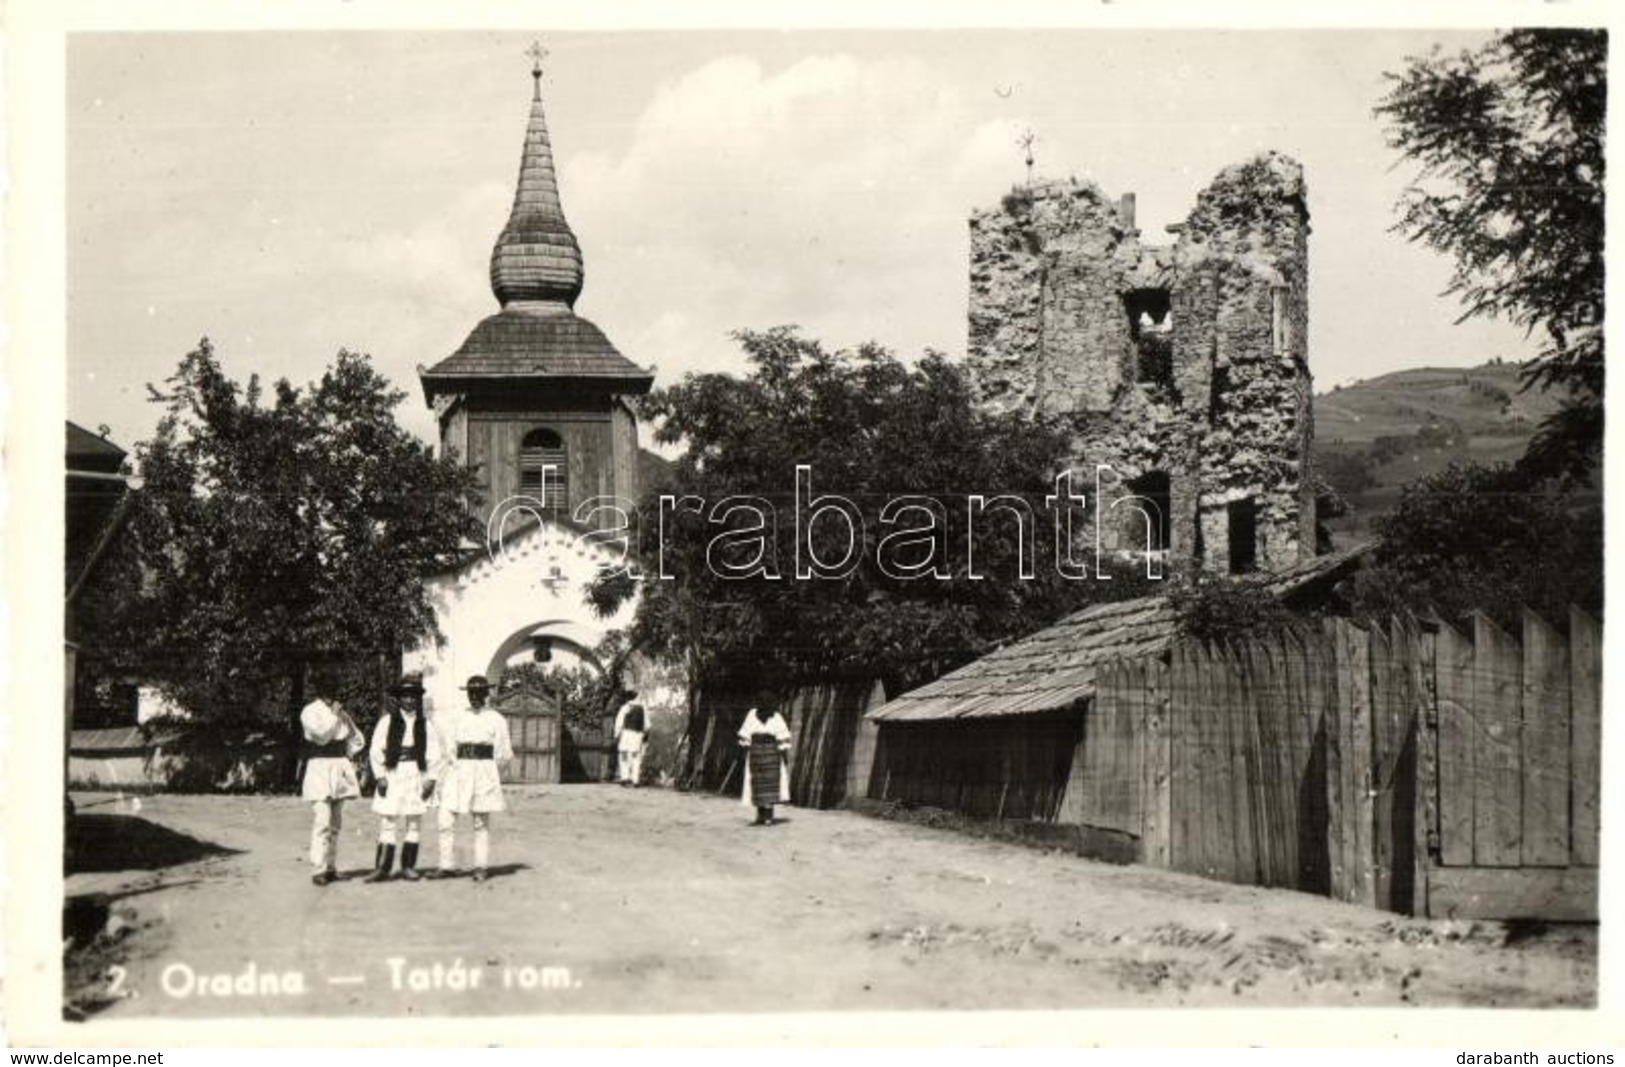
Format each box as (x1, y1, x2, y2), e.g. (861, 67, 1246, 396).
(330, 863, 534, 882)
(65, 813, 242, 876)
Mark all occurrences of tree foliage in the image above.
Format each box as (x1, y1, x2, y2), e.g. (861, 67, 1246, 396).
(1347, 461, 1602, 631)
(591, 327, 1162, 698)
(1376, 29, 1606, 485)
(77, 341, 479, 765)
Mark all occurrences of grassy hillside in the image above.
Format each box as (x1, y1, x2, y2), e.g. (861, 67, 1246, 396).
(1312, 360, 1571, 540)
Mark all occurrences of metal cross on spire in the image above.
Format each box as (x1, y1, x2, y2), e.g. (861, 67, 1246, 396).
(527, 40, 549, 91)
(1017, 128, 1038, 186)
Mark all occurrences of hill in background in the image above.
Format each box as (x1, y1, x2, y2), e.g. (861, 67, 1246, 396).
(1312, 360, 1573, 541)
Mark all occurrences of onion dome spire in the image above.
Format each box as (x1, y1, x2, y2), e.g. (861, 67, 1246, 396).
(489, 42, 584, 309)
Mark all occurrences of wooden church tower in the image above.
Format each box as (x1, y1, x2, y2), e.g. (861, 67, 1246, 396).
(419, 50, 653, 529)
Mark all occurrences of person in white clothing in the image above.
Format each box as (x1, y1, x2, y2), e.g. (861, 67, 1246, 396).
(737, 706, 792, 826)
(299, 679, 365, 886)
(366, 671, 442, 883)
(613, 697, 647, 787)
(433, 675, 514, 882)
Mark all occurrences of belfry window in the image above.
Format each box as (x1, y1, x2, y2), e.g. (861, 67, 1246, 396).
(519, 429, 567, 509)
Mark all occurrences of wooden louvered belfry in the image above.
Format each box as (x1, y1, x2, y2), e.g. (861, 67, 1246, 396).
(517, 429, 567, 509)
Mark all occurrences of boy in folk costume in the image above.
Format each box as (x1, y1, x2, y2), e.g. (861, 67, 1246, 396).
(613, 697, 647, 787)
(366, 671, 442, 883)
(434, 675, 514, 882)
(299, 677, 366, 886)
(737, 706, 792, 826)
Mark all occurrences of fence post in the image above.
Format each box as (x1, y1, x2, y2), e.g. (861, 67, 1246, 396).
(1520, 610, 1570, 867)
(1570, 607, 1601, 867)
(1435, 619, 1475, 867)
(1471, 612, 1522, 867)
(1336, 619, 1376, 909)
(1141, 653, 1172, 869)
(1412, 616, 1438, 918)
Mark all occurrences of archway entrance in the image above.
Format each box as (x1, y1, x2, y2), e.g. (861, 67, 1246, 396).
(485, 621, 617, 783)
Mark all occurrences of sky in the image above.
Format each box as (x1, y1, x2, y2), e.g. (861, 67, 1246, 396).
(66, 29, 1537, 453)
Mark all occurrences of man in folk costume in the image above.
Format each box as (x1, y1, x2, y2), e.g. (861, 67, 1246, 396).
(612, 696, 647, 787)
(434, 674, 514, 882)
(299, 676, 366, 886)
(737, 706, 792, 826)
(366, 671, 442, 883)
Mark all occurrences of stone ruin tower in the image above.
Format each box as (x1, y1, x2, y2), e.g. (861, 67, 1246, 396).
(967, 151, 1316, 574)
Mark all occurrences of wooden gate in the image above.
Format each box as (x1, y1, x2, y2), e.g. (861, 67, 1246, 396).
(561, 713, 616, 782)
(493, 688, 561, 784)
(1423, 609, 1600, 920)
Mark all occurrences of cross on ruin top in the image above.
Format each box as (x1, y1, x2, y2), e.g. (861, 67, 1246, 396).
(1017, 129, 1038, 185)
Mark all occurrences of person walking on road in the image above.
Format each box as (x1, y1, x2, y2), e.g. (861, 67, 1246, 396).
(366, 671, 441, 883)
(434, 674, 514, 882)
(737, 705, 792, 826)
(299, 675, 366, 886)
(613, 696, 648, 787)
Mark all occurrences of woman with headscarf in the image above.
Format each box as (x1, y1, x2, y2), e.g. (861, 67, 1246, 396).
(737, 706, 792, 826)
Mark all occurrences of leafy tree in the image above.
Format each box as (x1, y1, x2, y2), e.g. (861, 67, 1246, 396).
(1169, 570, 1299, 642)
(590, 327, 1162, 778)
(1347, 461, 1602, 631)
(76, 340, 479, 786)
(1376, 29, 1605, 485)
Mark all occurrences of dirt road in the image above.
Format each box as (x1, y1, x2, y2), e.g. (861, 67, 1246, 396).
(64, 786, 1594, 1018)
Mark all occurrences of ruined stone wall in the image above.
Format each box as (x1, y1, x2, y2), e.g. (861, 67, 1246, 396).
(966, 151, 1316, 574)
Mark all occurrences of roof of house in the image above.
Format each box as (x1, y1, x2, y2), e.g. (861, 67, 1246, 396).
(867, 543, 1372, 724)
(67, 421, 127, 465)
(420, 71, 652, 401)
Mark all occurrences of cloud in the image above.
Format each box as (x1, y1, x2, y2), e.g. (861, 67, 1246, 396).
(557, 53, 1008, 384)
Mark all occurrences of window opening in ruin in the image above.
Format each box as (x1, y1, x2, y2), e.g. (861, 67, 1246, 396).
(1209, 364, 1231, 422)
(1227, 497, 1258, 575)
(1124, 288, 1174, 391)
(1271, 284, 1291, 357)
(1124, 471, 1172, 553)
(519, 428, 567, 509)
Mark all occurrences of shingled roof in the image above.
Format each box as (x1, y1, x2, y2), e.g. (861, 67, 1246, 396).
(423, 306, 652, 390)
(421, 67, 653, 400)
(867, 543, 1371, 723)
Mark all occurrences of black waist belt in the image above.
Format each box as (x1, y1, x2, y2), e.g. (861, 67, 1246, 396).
(301, 741, 351, 759)
(458, 743, 495, 760)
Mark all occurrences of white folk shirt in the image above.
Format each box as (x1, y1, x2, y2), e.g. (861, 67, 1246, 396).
(438, 707, 514, 814)
(299, 698, 364, 802)
(368, 711, 441, 818)
(614, 701, 647, 755)
(736, 710, 792, 807)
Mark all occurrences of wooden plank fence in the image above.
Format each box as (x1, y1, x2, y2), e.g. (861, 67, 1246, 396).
(1062, 610, 1599, 920)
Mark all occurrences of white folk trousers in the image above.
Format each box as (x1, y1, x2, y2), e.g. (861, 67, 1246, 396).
(437, 807, 492, 870)
(309, 799, 346, 870)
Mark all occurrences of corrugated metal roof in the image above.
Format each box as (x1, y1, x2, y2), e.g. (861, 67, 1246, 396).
(867, 543, 1370, 723)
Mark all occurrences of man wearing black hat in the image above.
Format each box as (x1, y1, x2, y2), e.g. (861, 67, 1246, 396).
(364, 670, 443, 883)
(432, 674, 513, 882)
